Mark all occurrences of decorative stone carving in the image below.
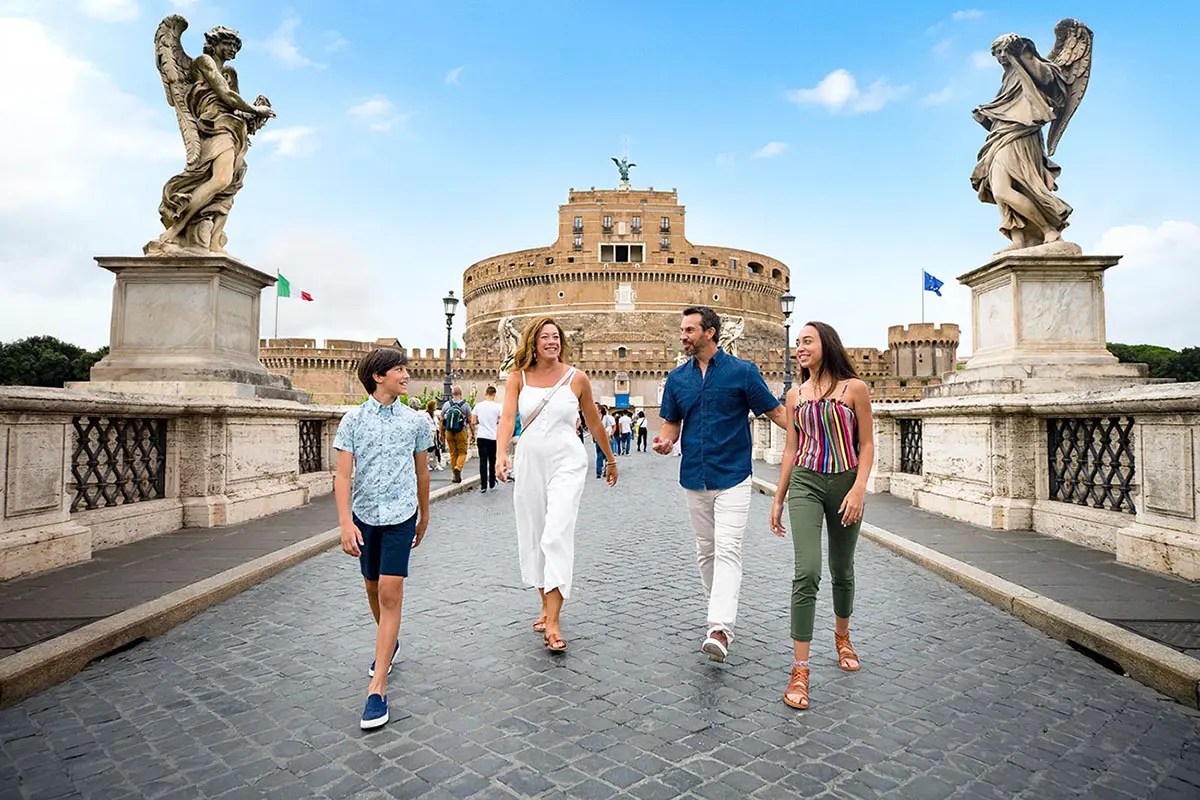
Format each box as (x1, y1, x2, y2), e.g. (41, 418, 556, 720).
(972, 19, 1092, 254)
(497, 317, 520, 380)
(145, 15, 275, 257)
(718, 315, 745, 356)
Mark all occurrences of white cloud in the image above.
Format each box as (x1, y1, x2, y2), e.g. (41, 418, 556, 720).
(752, 141, 787, 159)
(349, 96, 407, 132)
(951, 9, 984, 21)
(971, 50, 999, 70)
(787, 69, 909, 114)
(444, 66, 464, 85)
(0, 17, 180, 347)
(79, 0, 138, 21)
(932, 38, 953, 58)
(922, 85, 955, 106)
(324, 30, 348, 53)
(257, 126, 318, 159)
(1096, 221, 1200, 349)
(261, 17, 322, 70)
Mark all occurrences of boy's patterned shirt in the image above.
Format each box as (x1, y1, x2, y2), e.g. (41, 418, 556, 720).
(334, 396, 433, 525)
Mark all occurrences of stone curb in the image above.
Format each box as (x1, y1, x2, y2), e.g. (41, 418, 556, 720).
(750, 476, 1200, 709)
(0, 475, 480, 709)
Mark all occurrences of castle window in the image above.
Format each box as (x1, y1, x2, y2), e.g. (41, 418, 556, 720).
(632, 215, 642, 232)
(667, 257, 675, 264)
(618, 221, 627, 235)
(567, 257, 575, 263)
(660, 236, 670, 250)
(600, 243, 644, 263)
(772, 268, 782, 280)
(689, 257, 699, 265)
(558, 291, 565, 299)
(710, 259, 718, 267)
(748, 261, 763, 275)
(574, 234, 583, 250)
(660, 216, 670, 232)
(573, 216, 583, 232)
(602, 215, 613, 233)
(618, 347, 628, 360)
(546, 256, 554, 266)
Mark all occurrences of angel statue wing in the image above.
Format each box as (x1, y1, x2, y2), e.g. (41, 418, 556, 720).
(154, 15, 201, 167)
(1046, 17, 1093, 156)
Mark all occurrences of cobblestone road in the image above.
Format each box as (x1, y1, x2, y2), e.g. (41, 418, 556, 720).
(3, 454, 1199, 799)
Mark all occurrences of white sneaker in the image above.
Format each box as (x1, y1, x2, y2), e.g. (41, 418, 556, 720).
(702, 631, 729, 663)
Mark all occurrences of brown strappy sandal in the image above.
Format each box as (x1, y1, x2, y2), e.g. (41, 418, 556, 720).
(783, 665, 809, 709)
(533, 616, 547, 633)
(543, 631, 567, 653)
(835, 631, 861, 671)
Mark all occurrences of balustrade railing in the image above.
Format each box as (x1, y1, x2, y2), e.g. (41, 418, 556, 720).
(1046, 416, 1136, 513)
(70, 416, 168, 512)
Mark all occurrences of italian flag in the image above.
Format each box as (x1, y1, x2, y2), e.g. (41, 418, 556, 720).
(276, 272, 314, 302)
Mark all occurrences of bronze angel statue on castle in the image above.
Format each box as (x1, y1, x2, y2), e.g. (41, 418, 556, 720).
(146, 15, 275, 256)
(971, 18, 1093, 254)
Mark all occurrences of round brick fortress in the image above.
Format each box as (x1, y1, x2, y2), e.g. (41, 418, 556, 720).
(462, 187, 791, 355)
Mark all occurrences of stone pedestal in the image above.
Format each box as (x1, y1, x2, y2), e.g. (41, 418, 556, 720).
(75, 255, 308, 402)
(929, 252, 1147, 397)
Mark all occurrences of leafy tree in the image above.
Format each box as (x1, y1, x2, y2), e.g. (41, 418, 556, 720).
(1175, 348, 1200, 382)
(1107, 342, 1200, 382)
(0, 336, 108, 388)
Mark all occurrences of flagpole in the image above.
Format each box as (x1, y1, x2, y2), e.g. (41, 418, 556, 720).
(921, 269, 925, 324)
(274, 285, 279, 340)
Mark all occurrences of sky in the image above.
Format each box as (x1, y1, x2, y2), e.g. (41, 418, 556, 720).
(1, 0, 1197, 355)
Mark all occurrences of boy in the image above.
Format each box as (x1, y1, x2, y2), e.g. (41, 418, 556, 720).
(334, 347, 432, 730)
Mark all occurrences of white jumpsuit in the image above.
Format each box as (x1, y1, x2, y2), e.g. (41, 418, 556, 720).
(513, 369, 589, 599)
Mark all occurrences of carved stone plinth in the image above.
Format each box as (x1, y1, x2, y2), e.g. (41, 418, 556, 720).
(929, 252, 1148, 397)
(75, 255, 308, 402)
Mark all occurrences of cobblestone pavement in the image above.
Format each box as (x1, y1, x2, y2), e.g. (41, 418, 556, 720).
(3, 454, 1199, 799)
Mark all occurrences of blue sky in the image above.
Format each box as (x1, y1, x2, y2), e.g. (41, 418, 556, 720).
(1, 0, 1197, 353)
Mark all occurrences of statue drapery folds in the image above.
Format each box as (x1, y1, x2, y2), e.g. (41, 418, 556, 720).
(146, 15, 275, 256)
(971, 19, 1093, 253)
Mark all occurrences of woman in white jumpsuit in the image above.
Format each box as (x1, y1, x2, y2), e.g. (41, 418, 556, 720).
(496, 317, 618, 652)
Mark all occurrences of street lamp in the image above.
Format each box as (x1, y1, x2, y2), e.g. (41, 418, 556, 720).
(780, 290, 796, 397)
(442, 291, 459, 403)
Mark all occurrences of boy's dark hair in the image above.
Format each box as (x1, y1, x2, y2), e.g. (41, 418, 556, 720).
(683, 306, 722, 343)
(485, 386, 497, 396)
(356, 347, 408, 394)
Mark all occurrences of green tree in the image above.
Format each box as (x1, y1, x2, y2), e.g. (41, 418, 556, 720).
(0, 336, 108, 388)
(1107, 342, 1180, 380)
(1175, 348, 1200, 382)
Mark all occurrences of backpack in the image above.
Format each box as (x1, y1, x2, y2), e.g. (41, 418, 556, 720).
(444, 401, 467, 433)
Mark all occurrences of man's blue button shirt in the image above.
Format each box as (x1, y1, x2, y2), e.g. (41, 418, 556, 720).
(660, 348, 781, 491)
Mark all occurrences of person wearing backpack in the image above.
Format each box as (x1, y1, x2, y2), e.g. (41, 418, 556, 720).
(440, 386, 475, 483)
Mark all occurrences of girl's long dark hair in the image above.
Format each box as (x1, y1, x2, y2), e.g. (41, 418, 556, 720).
(798, 321, 859, 399)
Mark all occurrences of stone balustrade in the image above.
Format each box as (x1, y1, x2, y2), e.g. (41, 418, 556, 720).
(867, 382, 1200, 581)
(0, 387, 344, 581)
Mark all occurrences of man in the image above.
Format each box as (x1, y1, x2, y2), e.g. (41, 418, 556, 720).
(617, 412, 633, 455)
(597, 405, 616, 478)
(654, 306, 789, 663)
(440, 386, 475, 483)
(472, 386, 503, 494)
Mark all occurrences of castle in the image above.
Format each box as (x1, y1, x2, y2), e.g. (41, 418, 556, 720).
(260, 182, 958, 406)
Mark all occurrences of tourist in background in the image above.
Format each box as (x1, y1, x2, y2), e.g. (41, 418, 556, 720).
(496, 317, 617, 653)
(440, 386, 475, 483)
(423, 400, 443, 471)
(600, 406, 616, 474)
(617, 411, 633, 455)
(769, 321, 874, 710)
(654, 307, 790, 663)
(333, 347, 432, 730)
(635, 411, 649, 453)
(472, 386, 503, 494)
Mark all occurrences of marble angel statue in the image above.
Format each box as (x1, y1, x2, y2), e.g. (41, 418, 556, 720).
(146, 16, 275, 256)
(717, 315, 745, 356)
(970, 18, 1093, 253)
(497, 316, 521, 379)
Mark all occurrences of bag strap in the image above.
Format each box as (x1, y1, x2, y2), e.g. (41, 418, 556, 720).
(521, 368, 575, 432)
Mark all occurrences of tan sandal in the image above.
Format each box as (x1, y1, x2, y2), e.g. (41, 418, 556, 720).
(533, 616, 547, 633)
(835, 631, 860, 671)
(543, 632, 567, 653)
(783, 665, 809, 709)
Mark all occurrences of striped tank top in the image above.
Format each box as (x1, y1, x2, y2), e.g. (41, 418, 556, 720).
(794, 382, 859, 473)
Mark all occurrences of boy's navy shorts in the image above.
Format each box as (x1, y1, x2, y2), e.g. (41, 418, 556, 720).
(354, 513, 417, 580)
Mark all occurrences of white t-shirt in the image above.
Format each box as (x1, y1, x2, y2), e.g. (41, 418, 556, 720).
(474, 399, 503, 440)
(618, 416, 632, 434)
(602, 414, 616, 436)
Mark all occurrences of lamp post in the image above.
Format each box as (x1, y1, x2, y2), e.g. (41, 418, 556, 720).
(780, 291, 796, 397)
(442, 291, 459, 403)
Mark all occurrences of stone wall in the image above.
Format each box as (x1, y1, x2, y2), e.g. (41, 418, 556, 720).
(868, 382, 1200, 581)
(0, 387, 343, 581)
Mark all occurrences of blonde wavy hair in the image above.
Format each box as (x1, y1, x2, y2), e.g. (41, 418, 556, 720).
(512, 316, 571, 372)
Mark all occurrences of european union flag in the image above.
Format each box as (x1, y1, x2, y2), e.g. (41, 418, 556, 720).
(923, 271, 944, 297)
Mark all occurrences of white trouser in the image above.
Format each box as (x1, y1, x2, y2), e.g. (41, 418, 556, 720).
(684, 477, 752, 641)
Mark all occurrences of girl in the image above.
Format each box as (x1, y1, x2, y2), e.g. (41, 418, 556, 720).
(769, 322, 875, 710)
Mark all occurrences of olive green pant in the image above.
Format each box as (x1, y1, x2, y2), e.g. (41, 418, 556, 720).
(787, 466, 860, 642)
